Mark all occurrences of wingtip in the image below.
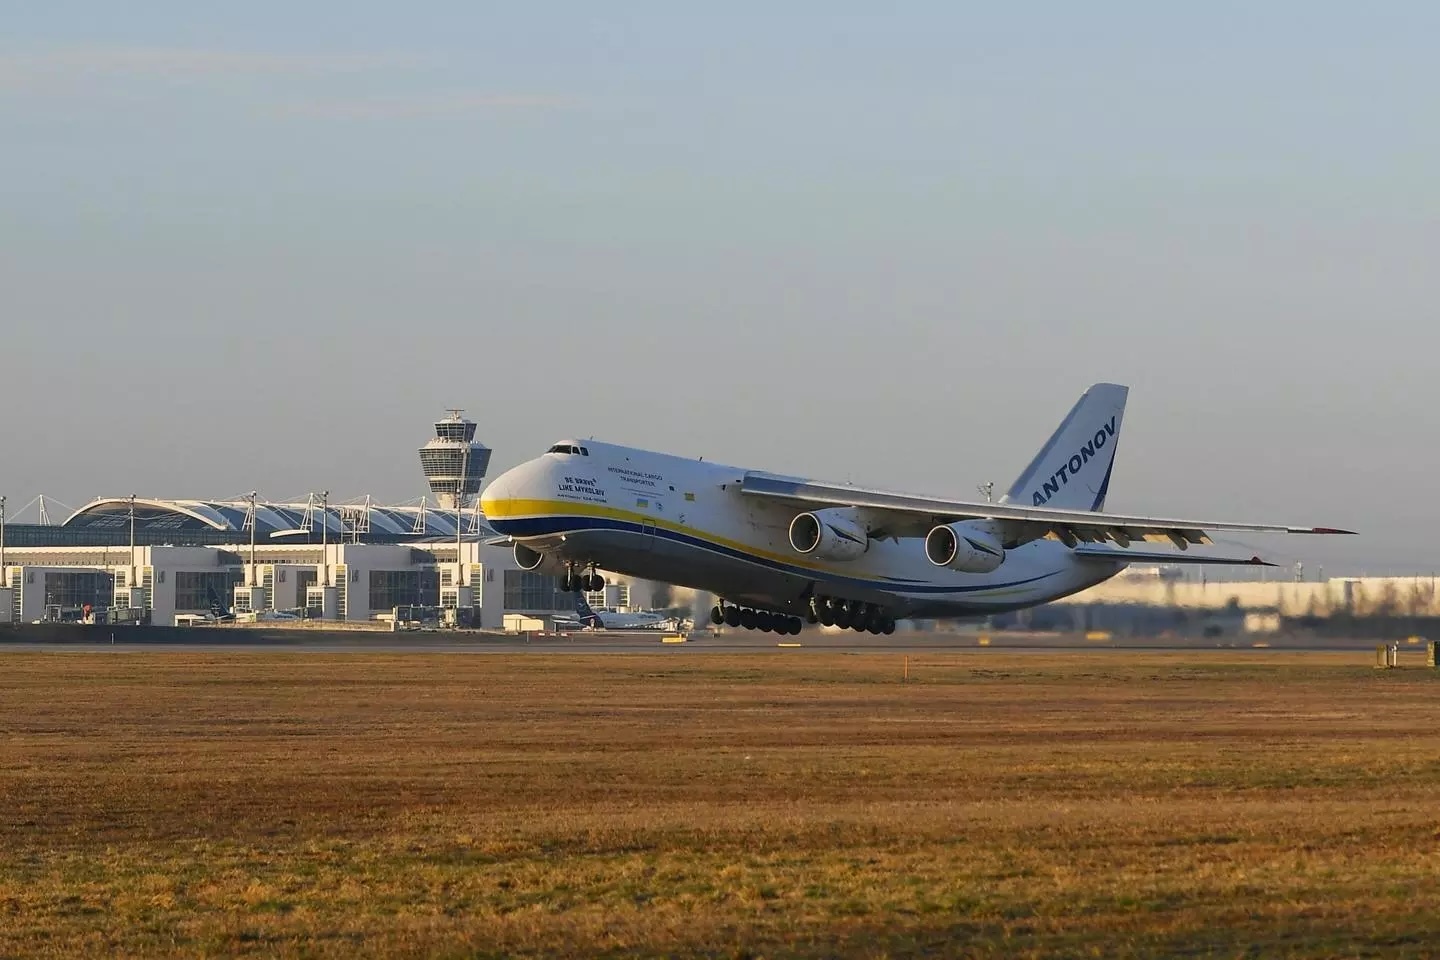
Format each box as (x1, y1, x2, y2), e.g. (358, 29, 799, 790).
(1308, 527, 1357, 535)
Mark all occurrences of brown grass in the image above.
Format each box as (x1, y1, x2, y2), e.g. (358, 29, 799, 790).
(2, 650, 1439, 958)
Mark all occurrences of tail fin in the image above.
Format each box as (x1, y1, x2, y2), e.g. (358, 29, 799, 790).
(1003, 383, 1127, 511)
(205, 585, 231, 620)
(574, 593, 602, 627)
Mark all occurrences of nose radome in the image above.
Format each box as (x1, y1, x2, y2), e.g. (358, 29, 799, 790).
(479, 470, 513, 516)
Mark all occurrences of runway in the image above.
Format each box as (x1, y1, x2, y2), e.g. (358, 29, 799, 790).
(0, 626, 1395, 654)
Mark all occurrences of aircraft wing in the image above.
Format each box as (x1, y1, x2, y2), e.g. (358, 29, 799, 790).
(738, 473, 1353, 549)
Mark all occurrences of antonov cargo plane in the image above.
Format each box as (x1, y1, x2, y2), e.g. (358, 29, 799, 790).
(480, 383, 1351, 636)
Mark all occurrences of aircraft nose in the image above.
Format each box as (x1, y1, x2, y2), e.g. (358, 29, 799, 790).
(479, 470, 513, 516)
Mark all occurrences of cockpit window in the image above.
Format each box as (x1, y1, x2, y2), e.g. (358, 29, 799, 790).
(579, 446, 590, 457)
(546, 444, 591, 456)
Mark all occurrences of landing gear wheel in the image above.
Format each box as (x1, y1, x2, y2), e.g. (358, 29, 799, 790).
(710, 605, 725, 625)
(882, 619, 896, 636)
(561, 573, 576, 593)
(587, 573, 605, 592)
(740, 609, 758, 630)
(789, 617, 803, 636)
(758, 611, 775, 633)
(724, 606, 741, 628)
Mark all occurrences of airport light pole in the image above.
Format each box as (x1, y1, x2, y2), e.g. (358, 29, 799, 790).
(247, 491, 258, 587)
(128, 493, 136, 575)
(319, 490, 329, 602)
(1, 495, 7, 579)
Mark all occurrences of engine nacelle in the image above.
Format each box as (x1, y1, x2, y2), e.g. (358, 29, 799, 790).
(789, 509, 869, 562)
(513, 542, 566, 575)
(924, 521, 1006, 574)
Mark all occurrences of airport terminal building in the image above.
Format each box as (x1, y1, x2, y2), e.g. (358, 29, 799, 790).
(0, 413, 643, 629)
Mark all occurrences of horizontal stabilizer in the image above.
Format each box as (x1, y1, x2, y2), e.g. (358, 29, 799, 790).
(1072, 546, 1276, 566)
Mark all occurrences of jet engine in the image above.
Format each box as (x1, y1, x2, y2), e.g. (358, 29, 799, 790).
(789, 509, 869, 562)
(924, 521, 1006, 574)
(513, 542, 565, 575)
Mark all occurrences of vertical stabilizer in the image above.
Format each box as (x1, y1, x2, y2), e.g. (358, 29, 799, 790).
(1003, 383, 1128, 511)
(574, 593, 603, 627)
(205, 585, 233, 621)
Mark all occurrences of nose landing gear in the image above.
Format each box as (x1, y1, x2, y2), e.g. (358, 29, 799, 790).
(561, 564, 606, 593)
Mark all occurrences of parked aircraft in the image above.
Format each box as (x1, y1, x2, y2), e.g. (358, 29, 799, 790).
(201, 585, 301, 623)
(554, 593, 676, 630)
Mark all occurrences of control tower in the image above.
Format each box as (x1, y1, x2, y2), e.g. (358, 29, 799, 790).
(419, 410, 492, 510)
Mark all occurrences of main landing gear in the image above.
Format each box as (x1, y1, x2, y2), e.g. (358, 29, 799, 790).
(708, 597, 896, 635)
(806, 596, 896, 635)
(561, 564, 605, 593)
(709, 601, 804, 636)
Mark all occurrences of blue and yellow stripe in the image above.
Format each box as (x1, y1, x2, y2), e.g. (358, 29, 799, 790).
(483, 498, 1057, 598)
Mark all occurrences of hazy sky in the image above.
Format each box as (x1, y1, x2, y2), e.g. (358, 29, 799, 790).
(3, 3, 1438, 574)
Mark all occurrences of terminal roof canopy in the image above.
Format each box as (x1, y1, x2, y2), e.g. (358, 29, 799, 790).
(63, 498, 496, 541)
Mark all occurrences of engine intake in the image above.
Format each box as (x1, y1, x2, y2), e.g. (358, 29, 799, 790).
(789, 509, 869, 562)
(925, 521, 1006, 573)
(513, 542, 565, 575)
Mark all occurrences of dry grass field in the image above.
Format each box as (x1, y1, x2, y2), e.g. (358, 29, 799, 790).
(2, 650, 1439, 958)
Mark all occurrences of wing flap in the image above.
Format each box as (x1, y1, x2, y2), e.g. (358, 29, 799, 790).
(1072, 546, 1277, 567)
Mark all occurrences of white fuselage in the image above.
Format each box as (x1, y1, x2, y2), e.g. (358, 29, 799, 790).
(480, 441, 1126, 620)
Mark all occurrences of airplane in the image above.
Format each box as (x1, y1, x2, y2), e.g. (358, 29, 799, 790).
(204, 585, 236, 623)
(200, 585, 302, 623)
(555, 593, 677, 630)
(479, 383, 1353, 636)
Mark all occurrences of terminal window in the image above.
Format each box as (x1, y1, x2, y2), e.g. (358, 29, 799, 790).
(368, 569, 440, 611)
(173, 571, 244, 612)
(503, 571, 571, 612)
(42, 571, 114, 609)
